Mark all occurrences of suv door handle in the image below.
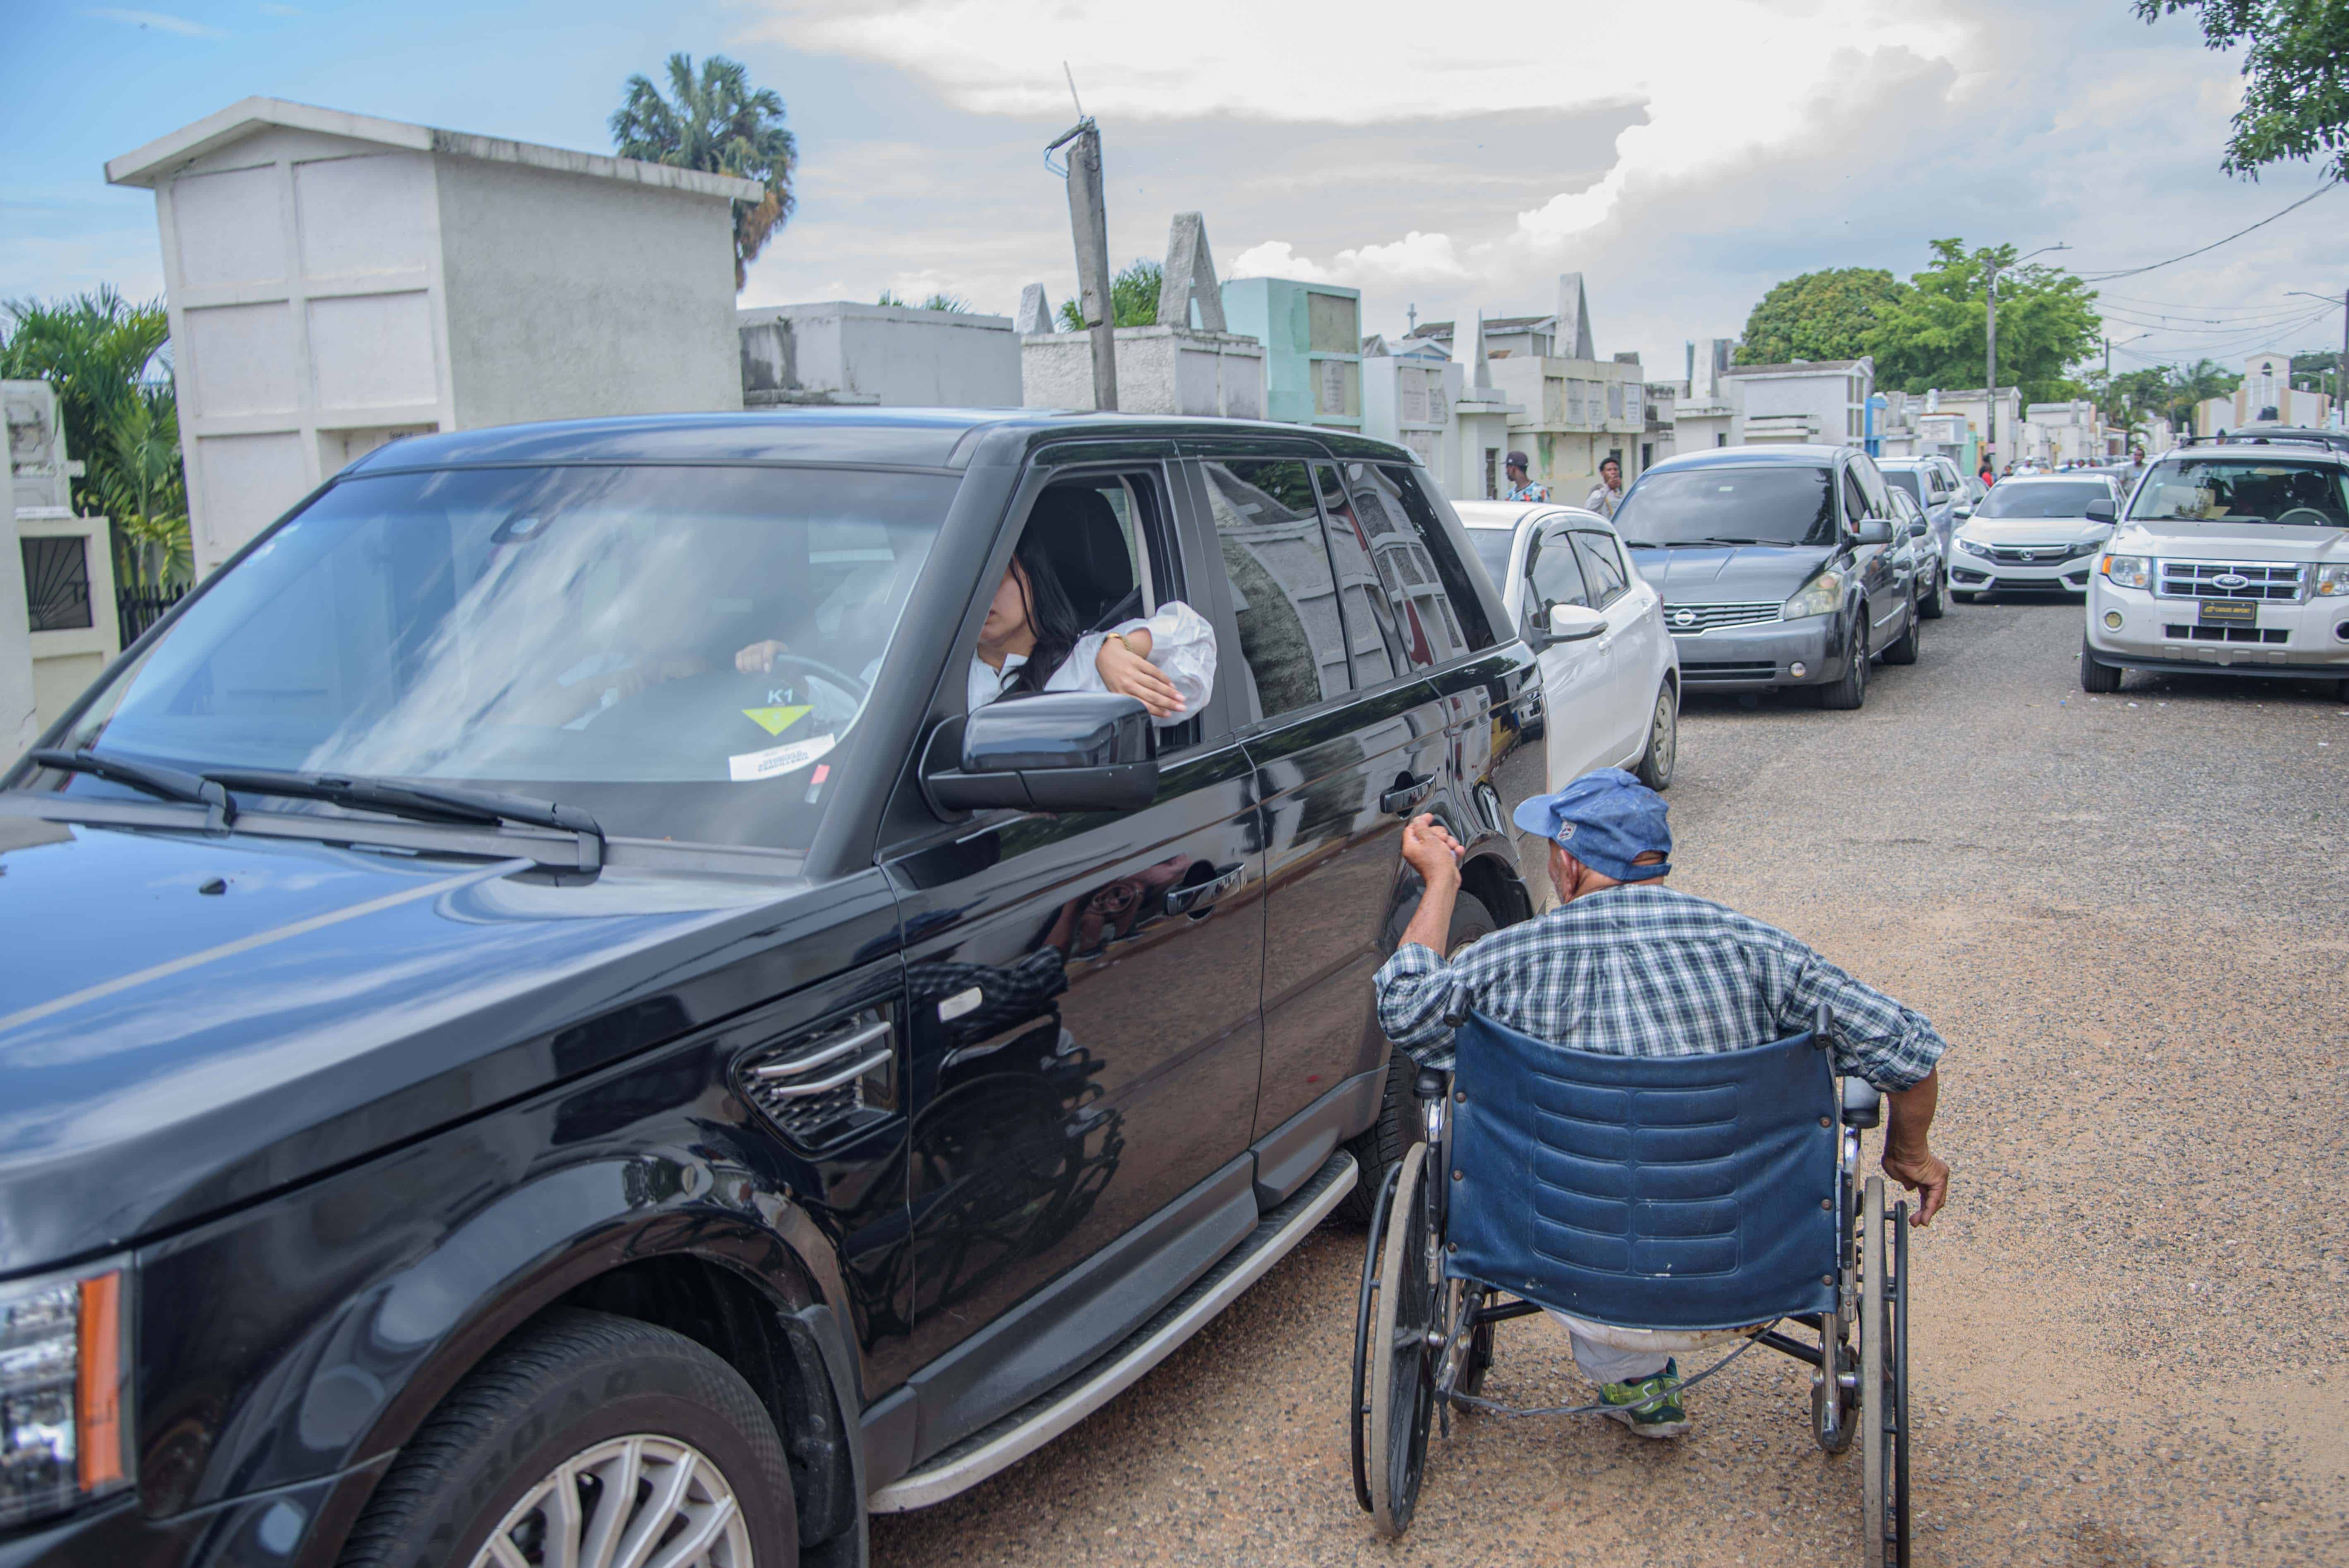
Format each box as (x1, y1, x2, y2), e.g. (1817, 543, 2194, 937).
(1165, 863, 1245, 917)
(1381, 774, 1436, 816)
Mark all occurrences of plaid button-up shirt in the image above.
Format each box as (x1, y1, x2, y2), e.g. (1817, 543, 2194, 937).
(1374, 883, 1946, 1091)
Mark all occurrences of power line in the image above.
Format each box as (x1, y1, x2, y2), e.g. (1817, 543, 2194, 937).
(2096, 289, 2336, 316)
(2071, 180, 2339, 281)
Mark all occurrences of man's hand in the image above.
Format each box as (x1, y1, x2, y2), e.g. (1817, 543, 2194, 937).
(1882, 1142, 1950, 1227)
(1096, 636, 1185, 717)
(1400, 814, 1463, 887)
(736, 639, 790, 673)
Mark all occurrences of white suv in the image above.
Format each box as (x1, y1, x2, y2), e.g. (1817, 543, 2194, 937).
(2082, 437, 2349, 699)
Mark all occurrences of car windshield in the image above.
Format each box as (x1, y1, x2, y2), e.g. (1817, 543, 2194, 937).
(1612, 466, 1837, 547)
(2126, 459, 2349, 527)
(1466, 526, 1516, 585)
(1882, 470, 1923, 504)
(1972, 479, 2110, 520)
(50, 463, 956, 850)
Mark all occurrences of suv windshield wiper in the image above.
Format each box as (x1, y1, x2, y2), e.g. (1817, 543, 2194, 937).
(29, 746, 235, 828)
(203, 768, 605, 870)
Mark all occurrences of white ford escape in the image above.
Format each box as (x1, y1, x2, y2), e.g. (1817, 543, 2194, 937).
(2082, 437, 2349, 699)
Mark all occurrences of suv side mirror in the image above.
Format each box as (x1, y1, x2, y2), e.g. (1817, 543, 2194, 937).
(2085, 498, 2116, 523)
(1530, 602, 1607, 650)
(1849, 518, 1894, 545)
(925, 692, 1158, 814)
(1908, 519, 1929, 538)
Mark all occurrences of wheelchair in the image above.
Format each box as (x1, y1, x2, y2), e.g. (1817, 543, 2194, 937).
(1351, 1006, 1914, 1566)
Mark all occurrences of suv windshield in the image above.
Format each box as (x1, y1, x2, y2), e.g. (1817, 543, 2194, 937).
(2127, 458, 2349, 527)
(1881, 469, 1923, 504)
(1972, 479, 2111, 519)
(53, 463, 955, 849)
(1612, 466, 1837, 548)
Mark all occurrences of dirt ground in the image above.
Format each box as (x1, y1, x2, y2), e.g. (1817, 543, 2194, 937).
(871, 595, 2348, 1568)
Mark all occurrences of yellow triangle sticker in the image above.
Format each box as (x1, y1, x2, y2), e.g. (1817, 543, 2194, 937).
(742, 704, 811, 737)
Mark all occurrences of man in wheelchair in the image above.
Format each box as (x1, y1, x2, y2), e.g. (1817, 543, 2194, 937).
(1373, 769, 1950, 1439)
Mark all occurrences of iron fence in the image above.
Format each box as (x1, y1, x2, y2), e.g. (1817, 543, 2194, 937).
(117, 585, 188, 648)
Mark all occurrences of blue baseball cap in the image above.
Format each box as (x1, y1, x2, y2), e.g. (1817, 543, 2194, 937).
(1511, 768, 1672, 881)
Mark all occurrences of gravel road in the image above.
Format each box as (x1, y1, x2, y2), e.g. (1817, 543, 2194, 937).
(871, 594, 2348, 1568)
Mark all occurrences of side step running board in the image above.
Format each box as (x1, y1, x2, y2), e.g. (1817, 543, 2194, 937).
(869, 1148, 1358, 1512)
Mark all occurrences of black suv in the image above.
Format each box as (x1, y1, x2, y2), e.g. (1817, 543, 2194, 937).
(0, 411, 1540, 1568)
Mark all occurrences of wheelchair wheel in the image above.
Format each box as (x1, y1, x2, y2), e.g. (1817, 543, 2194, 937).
(1860, 1175, 1900, 1568)
(1366, 1143, 1439, 1538)
(1349, 1161, 1404, 1515)
(1892, 1199, 1912, 1567)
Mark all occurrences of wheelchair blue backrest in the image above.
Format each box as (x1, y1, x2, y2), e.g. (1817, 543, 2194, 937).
(1443, 1011, 1840, 1331)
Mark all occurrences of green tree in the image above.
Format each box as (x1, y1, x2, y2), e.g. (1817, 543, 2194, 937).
(1057, 258, 1164, 331)
(1865, 240, 2103, 402)
(2087, 365, 2176, 439)
(610, 53, 797, 291)
(2137, 1, 2349, 182)
(1733, 268, 1906, 365)
(2291, 348, 2341, 400)
(2162, 357, 2243, 428)
(1, 288, 190, 589)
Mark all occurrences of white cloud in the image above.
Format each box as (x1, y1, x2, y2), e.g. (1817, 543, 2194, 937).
(83, 7, 226, 37)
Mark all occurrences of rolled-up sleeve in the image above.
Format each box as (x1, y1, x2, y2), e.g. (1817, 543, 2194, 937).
(1777, 947, 1947, 1091)
(1059, 600, 1218, 727)
(1374, 942, 1463, 1063)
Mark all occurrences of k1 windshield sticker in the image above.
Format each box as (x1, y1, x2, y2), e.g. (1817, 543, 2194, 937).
(729, 732, 836, 783)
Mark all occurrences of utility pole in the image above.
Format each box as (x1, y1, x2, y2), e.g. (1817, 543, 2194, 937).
(1982, 243, 2067, 461)
(1046, 69, 1116, 411)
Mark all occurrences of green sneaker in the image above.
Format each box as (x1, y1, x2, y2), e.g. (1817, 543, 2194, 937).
(1599, 1358, 1690, 1438)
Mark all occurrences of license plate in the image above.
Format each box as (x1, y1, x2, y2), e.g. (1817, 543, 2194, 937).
(2197, 599, 2258, 627)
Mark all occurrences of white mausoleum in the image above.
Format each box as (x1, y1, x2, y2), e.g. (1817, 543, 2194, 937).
(108, 98, 760, 576)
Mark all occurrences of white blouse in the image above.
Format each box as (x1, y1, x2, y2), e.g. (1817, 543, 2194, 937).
(966, 600, 1217, 727)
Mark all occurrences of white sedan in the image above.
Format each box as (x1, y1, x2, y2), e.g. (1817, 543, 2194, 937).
(1457, 500, 1681, 790)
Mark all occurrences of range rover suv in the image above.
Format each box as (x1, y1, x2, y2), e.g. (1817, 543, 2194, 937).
(0, 410, 1542, 1568)
(2082, 436, 2349, 698)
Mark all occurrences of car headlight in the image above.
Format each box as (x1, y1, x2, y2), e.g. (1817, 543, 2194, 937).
(1782, 569, 1845, 620)
(2315, 563, 2349, 598)
(2101, 553, 2152, 590)
(0, 1266, 130, 1530)
(1957, 538, 1994, 558)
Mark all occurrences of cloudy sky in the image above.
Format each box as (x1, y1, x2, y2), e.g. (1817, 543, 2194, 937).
(5, 0, 2342, 383)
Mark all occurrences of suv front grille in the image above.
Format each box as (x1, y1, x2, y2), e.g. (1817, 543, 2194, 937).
(2157, 560, 2305, 601)
(1982, 541, 2092, 564)
(1662, 602, 1781, 635)
(2162, 624, 2290, 645)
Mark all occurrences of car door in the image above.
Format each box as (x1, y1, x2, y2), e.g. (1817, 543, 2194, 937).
(1840, 461, 1903, 648)
(1520, 514, 1609, 785)
(1569, 526, 1656, 766)
(1191, 453, 1449, 1179)
(881, 456, 1267, 1458)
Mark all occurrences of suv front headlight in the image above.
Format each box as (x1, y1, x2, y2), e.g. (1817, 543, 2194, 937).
(2315, 563, 2349, 598)
(1956, 537, 1994, 558)
(1782, 569, 1845, 620)
(2101, 553, 2152, 590)
(0, 1266, 130, 1530)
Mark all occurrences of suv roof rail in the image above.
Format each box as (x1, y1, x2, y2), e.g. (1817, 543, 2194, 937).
(2177, 432, 2340, 452)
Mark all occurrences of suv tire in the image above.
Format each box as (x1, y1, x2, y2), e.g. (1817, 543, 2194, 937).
(339, 1309, 798, 1568)
(1338, 891, 1497, 1224)
(2079, 637, 2123, 693)
(1881, 598, 1922, 665)
(1818, 620, 1869, 710)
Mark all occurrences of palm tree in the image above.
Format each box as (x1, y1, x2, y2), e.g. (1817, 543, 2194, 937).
(610, 53, 797, 291)
(2163, 358, 2241, 431)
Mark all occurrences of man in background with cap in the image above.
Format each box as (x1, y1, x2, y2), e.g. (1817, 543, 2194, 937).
(1501, 451, 1550, 502)
(1372, 768, 1950, 1438)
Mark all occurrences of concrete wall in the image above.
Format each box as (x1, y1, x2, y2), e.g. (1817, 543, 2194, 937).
(740, 303, 1019, 408)
(4, 381, 118, 749)
(1485, 354, 1646, 494)
(438, 156, 741, 429)
(1021, 327, 1263, 418)
(1728, 361, 1871, 446)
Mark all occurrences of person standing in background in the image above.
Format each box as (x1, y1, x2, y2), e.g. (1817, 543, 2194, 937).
(1583, 456, 1625, 519)
(1501, 451, 1550, 502)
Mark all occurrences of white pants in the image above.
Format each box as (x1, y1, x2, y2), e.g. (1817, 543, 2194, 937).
(1547, 1310, 1670, 1384)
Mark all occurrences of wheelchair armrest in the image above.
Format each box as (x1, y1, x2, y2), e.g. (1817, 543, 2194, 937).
(1840, 1076, 1882, 1129)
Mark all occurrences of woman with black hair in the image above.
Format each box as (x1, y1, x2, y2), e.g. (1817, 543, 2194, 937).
(966, 528, 1213, 723)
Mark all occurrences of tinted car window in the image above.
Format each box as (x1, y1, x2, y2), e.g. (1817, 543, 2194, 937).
(1612, 466, 1839, 548)
(1375, 463, 1497, 653)
(1203, 459, 1351, 719)
(1526, 526, 1590, 612)
(1841, 466, 1873, 526)
(1313, 463, 1413, 688)
(1882, 469, 1923, 504)
(1573, 531, 1630, 609)
(1977, 479, 2121, 519)
(1338, 463, 1486, 666)
(59, 464, 953, 848)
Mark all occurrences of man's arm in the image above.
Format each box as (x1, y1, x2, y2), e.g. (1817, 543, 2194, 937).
(1371, 815, 1468, 1059)
(1883, 1071, 1949, 1226)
